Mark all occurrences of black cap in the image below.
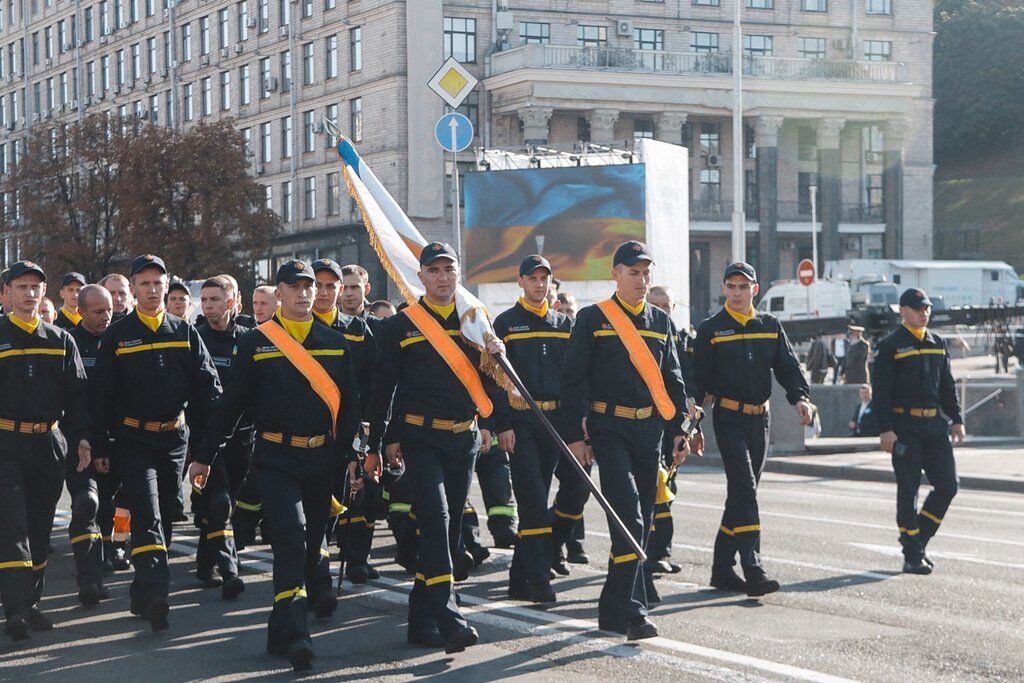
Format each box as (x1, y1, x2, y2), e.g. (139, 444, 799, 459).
(419, 242, 458, 267)
(519, 254, 552, 277)
(167, 276, 190, 294)
(311, 258, 343, 280)
(61, 272, 87, 288)
(130, 254, 167, 276)
(723, 262, 757, 282)
(275, 259, 316, 284)
(899, 288, 932, 309)
(5, 260, 46, 284)
(612, 240, 655, 267)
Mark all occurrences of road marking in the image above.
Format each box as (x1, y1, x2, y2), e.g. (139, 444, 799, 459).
(849, 543, 1024, 570)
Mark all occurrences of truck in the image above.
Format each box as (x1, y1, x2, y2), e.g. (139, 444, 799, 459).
(756, 280, 851, 322)
(824, 259, 1024, 307)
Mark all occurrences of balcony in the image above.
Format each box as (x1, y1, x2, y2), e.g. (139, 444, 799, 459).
(691, 199, 760, 221)
(489, 44, 910, 84)
(777, 201, 885, 223)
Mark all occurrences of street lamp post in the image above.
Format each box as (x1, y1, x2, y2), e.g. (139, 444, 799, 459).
(810, 184, 819, 315)
(730, 0, 745, 264)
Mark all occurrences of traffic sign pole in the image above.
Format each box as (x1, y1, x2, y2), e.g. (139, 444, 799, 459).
(452, 123, 461, 258)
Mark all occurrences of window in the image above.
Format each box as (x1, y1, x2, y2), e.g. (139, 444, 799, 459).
(634, 119, 654, 140)
(327, 172, 340, 215)
(350, 97, 362, 142)
(85, 7, 94, 42)
(260, 121, 271, 162)
(699, 169, 720, 202)
(325, 103, 338, 147)
(798, 172, 821, 214)
(58, 20, 66, 54)
(100, 1, 109, 35)
(743, 35, 773, 57)
(802, 0, 827, 10)
(147, 37, 157, 73)
(113, 0, 122, 28)
(220, 71, 230, 110)
(863, 40, 892, 61)
(258, 0, 269, 34)
(700, 122, 720, 156)
(239, 64, 250, 105)
(302, 42, 314, 84)
(181, 23, 192, 62)
(747, 0, 773, 8)
(325, 35, 338, 78)
(300, 0, 311, 19)
(182, 82, 193, 121)
(101, 55, 110, 92)
(146, 0, 154, 17)
(265, 185, 272, 211)
(798, 126, 816, 160)
(443, 17, 476, 63)
(325, 0, 335, 10)
(866, 0, 891, 15)
(149, 94, 159, 123)
(86, 61, 96, 96)
(690, 31, 719, 53)
(799, 37, 826, 59)
(865, 173, 883, 210)
(281, 115, 292, 158)
(116, 49, 125, 85)
(349, 26, 361, 71)
(280, 180, 291, 221)
(576, 25, 607, 48)
(59, 72, 68, 105)
(45, 26, 52, 59)
(200, 76, 211, 115)
(200, 15, 210, 56)
(238, 1, 249, 41)
(241, 127, 252, 157)
(634, 28, 664, 69)
(303, 176, 315, 219)
(218, 9, 229, 49)
(692, 0, 719, 6)
(280, 49, 291, 92)
(302, 109, 315, 152)
(518, 22, 549, 45)
(130, 43, 140, 81)
(163, 31, 171, 72)
(259, 57, 271, 97)
(278, 0, 289, 26)
(863, 125, 883, 154)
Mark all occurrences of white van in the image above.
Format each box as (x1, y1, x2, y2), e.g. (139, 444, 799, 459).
(756, 280, 851, 321)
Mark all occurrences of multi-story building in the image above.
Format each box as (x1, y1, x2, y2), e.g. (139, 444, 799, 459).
(0, 0, 933, 318)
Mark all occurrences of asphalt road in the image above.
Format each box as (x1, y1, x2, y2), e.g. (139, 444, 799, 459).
(1, 463, 1021, 682)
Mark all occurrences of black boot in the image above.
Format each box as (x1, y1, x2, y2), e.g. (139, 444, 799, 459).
(710, 567, 747, 592)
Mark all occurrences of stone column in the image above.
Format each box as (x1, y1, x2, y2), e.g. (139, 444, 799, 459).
(654, 111, 687, 145)
(816, 118, 845, 271)
(587, 109, 620, 146)
(756, 115, 784, 285)
(517, 106, 553, 146)
(882, 119, 907, 259)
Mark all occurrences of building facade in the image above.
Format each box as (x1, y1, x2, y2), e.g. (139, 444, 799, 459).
(0, 0, 933, 318)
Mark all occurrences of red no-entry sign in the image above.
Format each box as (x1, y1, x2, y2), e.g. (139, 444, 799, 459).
(797, 259, 816, 286)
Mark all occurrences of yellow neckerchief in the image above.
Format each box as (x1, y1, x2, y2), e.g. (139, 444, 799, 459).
(8, 312, 40, 334)
(903, 322, 927, 342)
(423, 297, 456, 320)
(614, 292, 645, 317)
(276, 312, 313, 344)
(725, 303, 756, 328)
(136, 307, 165, 333)
(313, 307, 338, 327)
(61, 306, 82, 326)
(518, 296, 548, 319)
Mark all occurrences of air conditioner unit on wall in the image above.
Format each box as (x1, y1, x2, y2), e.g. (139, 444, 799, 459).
(707, 153, 722, 167)
(616, 20, 631, 37)
(864, 150, 882, 164)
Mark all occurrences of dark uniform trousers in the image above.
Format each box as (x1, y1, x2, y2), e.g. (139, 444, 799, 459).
(385, 475, 416, 571)
(508, 411, 559, 591)
(191, 431, 252, 579)
(256, 442, 333, 656)
(473, 446, 517, 541)
(589, 411, 662, 628)
(711, 408, 769, 579)
(552, 457, 591, 552)
(891, 414, 958, 561)
(646, 435, 679, 564)
(232, 467, 263, 549)
(66, 462, 119, 587)
(334, 476, 378, 571)
(401, 421, 477, 639)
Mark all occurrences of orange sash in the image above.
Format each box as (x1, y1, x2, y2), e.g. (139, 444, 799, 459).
(258, 320, 342, 438)
(596, 299, 676, 421)
(403, 303, 493, 418)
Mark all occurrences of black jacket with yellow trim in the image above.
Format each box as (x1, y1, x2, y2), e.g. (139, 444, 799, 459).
(314, 310, 374, 413)
(195, 314, 360, 466)
(54, 307, 80, 330)
(366, 297, 502, 453)
(871, 325, 961, 432)
(92, 310, 222, 447)
(693, 307, 808, 408)
(560, 294, 688, 444)
(69, 324, 101, 376)
(0, 315, 91, 455)
(196, 318, 253, 437)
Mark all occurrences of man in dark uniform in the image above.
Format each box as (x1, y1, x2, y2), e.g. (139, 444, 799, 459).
(66, 285, 120, 607)
(190, 275, 251, 599)
(54, 272, 87, 330)
(190, 259, 361, 671)
(493, 255, 572, 603)
(166, 277, 193, 321)
(364, 242, 504, 653)
(844, 325, 872, 385)
(92, 254, 222, 632)
(339, 264, 385, 338)
(0, 261, 91, 640)
(692, 262, 811, 597)
(561, 241, 691, 641)
(872, 288, 964, 575)
(99, 273, 134, 321)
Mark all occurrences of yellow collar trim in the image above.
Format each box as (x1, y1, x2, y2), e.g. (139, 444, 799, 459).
(61, 306, 82, 326)
(903, 322, 927, 341)
(276, 312, 313, 344)
(725, 304, 756, 327)
(518, 297, 549, 319)
(614, 293, 645, 316)
(313, 307, 338, 327)
(136, 308, 165, 333)
(8, 312, 40, 334)
(423, 298, 456, 320)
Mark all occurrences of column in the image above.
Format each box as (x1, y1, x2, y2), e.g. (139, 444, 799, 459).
(882, 119, 907, 259)
(755, 115, 784, 285)
(586, 109, 620, 146)
(816, 117, 845, 270)
(654, 111, 687, 145)
(517, 106, 553, 146)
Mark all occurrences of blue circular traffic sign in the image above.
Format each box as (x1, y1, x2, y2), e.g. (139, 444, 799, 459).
(435, 113, 474, 153)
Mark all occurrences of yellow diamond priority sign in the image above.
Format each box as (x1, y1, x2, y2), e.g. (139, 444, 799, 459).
(427, 57, 478, 109)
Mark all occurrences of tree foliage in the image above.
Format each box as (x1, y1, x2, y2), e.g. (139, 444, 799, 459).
(934, 0, 1024, 162)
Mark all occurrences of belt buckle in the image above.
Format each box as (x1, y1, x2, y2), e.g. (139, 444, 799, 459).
(307, 435, 324, 448)
(31, 422, 47, 434)
(636, 406, 653, 420)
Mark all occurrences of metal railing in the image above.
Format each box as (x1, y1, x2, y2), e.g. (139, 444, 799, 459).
(489, 44, 910, 84)
(690, 199, 759, 221)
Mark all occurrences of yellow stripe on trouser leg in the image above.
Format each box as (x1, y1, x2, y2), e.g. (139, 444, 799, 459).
(425, 574, 453, 587)
(71, 532, 103, 545)
(236, 501, 261, 512)
(131, 544, 167, 556)
(554, 509, 583, 521)
(732, 524, 760, 534)
(206, 530, 234, 540)
(487, 505, 516, 518)
(920, 510, 943, 525)
(517, 527, 552, 537)
(33, 561, 48, 571)
(899, 527, 920, 536)
(275, 587, 307, 602)
(610, 553, 639, 564)
(0, 560, 33, 570)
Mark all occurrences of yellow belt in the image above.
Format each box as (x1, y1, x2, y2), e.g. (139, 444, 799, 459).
(893, 407, 938, 418)
(403, 414, 475, 433)
(0, 418, 58, 434)
(122, 413, 184, 432)
(717, 398, 768, 415)
(590, 401, 654, 420)
(513, 400, 559, 412)
(259, 431, 328, 448)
